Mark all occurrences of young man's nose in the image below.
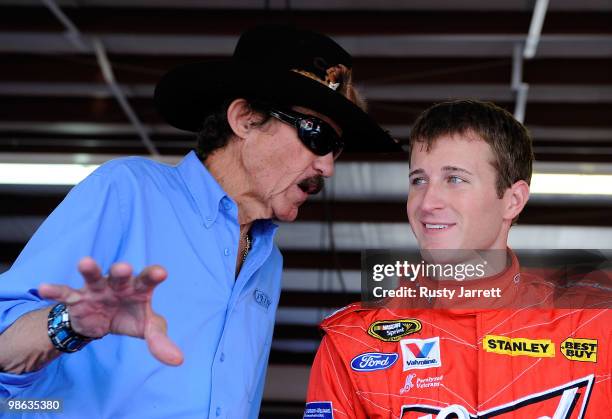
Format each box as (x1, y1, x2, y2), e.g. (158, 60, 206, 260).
(419, 182, 447, 212)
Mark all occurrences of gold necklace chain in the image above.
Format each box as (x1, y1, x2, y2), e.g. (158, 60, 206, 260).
(242, 233, 251, 263)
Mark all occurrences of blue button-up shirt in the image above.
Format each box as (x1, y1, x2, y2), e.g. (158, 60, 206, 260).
(0, 151, 282, 418)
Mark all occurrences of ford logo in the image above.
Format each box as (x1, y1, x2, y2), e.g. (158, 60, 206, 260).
(350, 352, 398, 372)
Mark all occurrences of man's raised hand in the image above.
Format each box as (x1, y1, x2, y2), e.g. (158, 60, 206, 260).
(39, 257, 183, 366)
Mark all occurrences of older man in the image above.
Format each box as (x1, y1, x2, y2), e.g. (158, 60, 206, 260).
(305, 100, 611, 418)
(0, 25, 398, 418)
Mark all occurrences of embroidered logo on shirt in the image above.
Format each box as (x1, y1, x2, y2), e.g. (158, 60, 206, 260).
(561, 338, 597, 362)
(400, 337, 442, 371)
(253, 289, 272, 310)
(303, 401, 333, 418)
(399, 373, 416, 394)
(400, 374, 444, 394)
(350, 352, 398, 372)
(483, 335, 555, 358)
(367, 319, 422, 342)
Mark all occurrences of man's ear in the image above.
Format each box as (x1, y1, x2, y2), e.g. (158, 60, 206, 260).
(226, 98, 255, 139)
(504, 180, 530, 221)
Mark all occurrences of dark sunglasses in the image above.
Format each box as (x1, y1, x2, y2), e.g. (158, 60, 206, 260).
(269, 109, 344, 159)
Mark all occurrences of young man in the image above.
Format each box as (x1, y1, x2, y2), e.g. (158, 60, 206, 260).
(0, 25, 399, 418)
(305, 100, 611, 418)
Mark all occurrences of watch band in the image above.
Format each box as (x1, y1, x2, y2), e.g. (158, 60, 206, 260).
(47, 303, 92, 353)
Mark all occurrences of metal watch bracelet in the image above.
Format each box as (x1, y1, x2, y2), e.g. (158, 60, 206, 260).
(47, 303, 93, 353)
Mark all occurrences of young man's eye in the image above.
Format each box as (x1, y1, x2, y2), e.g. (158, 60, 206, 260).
(448, 175, 465, 184)
(411, 177, 427, 185)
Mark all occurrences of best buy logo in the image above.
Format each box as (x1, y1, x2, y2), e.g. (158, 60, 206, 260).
(561, 338, 597, 363)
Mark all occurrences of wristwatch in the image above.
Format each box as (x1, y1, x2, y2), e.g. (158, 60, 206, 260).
(47, 303, 93, 353)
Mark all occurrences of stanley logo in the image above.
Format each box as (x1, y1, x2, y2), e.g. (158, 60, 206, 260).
(483, 335, 555, 358)
(561, 338, 598, 363)
(368, 319, 422, 342)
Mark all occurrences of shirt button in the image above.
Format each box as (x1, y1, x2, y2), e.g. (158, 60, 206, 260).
(206, 216, 212, 222)
(215, 407, 221, 417)
(222, 201, 231, 210)
(223, 248, 230, 256)
(220, 352, 225, 362)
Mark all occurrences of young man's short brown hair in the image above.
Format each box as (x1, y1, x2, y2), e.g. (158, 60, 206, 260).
(409, 99, 534, 199)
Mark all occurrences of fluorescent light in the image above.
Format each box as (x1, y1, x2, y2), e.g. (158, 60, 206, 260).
(531, 173, 612, 195)
(0, 163, 98, 185)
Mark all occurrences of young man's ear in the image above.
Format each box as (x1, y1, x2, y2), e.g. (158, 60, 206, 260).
(226, 98, 256, 139)
(504, 180, 530, 221)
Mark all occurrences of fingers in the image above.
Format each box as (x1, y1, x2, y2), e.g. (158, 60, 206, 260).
(145, 315, 184, 366)
(134, 265, 168, 294)
(79, 258, 166, 296)
(108, 262, 133, 294)
(78, 257, 106, 292)
(39, 283, 82, 305)
(80, 258, 136, 295)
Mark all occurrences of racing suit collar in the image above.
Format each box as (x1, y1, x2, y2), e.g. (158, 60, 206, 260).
(408, 248, 522, 310)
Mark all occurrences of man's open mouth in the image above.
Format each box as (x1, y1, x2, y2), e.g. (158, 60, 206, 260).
(298, 176, 324, 195)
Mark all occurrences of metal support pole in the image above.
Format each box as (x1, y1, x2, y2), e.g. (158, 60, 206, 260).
(92, 39, 159, 157)
(524, 0, 550, 59)
(511, 0, 548, 123)
(512, 43, 529, 123)
(41, 0, 88, 52)
(41, 0, 159, 156)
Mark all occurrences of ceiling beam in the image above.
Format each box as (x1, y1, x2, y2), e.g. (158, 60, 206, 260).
(0, 97, 610, 127)
(2, 32, 612, 57)
(3, 82, 612, 103)
(2, 55, 610, 85)
(2, 1, 612, 11)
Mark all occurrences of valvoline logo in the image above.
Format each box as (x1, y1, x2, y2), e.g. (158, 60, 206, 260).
(350, 352, 398, 372)
(400, 337, 442, 371)
(405, 341, 435, 358)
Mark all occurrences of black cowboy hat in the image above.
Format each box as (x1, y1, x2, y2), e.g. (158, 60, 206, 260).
(154, 24, 401, 154)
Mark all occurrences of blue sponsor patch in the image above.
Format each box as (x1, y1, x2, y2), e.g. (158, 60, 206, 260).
(253, 289, 272, 310)
(350, 352, 399, 372)
(303, 401, 333, 418)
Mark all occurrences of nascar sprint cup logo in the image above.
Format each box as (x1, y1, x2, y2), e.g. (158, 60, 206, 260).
(368, 319, 422, 342)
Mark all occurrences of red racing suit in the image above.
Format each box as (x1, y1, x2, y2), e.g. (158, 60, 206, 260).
(305, 254, 611, 418)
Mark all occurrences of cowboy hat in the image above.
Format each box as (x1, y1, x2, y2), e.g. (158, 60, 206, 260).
(154, 24, 400, 154)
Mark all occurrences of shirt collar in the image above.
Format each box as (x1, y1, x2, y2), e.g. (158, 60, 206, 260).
(176, 151, 279, 235)
(177, 151, 227, 228)
(391, 248, 522, 310)
(442, 248, 519, 309)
